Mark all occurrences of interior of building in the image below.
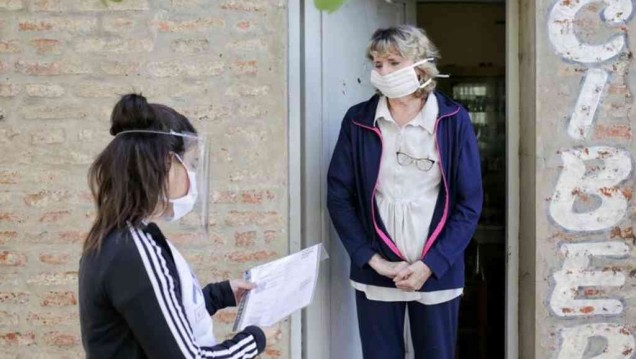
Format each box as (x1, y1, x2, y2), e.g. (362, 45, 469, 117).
(418, 2, 506, 357)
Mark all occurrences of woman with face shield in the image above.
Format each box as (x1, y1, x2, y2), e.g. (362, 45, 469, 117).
(79, 94, 278, 359)
(327, 25, 483, 359)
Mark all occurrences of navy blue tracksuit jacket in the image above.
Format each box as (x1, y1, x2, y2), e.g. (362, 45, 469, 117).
(327, 91, 483, 293)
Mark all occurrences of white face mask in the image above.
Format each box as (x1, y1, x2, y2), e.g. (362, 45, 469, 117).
(370, 58, 436, 98)
(165, 153, 198, 223)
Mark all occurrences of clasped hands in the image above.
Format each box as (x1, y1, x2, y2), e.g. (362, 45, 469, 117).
(368, 254, 432, 292)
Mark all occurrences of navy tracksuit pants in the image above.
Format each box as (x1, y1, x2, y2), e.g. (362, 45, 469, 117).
(355, 290, 460, 359)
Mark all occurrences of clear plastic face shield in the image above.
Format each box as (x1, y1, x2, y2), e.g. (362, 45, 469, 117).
(116, 130, 210, 240)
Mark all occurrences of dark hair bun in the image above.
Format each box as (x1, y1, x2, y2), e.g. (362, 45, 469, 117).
(109, 93, 159, 136)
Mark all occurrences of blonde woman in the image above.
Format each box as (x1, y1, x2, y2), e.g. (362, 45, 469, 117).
(327, 25, 483, 359)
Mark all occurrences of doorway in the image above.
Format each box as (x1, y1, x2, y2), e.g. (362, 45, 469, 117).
(293, 0, 518, 357)
(417, 1, 507, 358)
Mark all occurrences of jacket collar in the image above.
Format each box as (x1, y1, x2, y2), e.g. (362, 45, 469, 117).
(354, 91, 461, 128)
(373, 95, 438, 134)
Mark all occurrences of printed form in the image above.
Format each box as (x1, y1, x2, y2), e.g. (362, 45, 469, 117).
(233, 243, 323, 331)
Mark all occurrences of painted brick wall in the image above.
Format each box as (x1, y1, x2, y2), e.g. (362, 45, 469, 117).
(534, 0, 635, 357)
(0, 0, 288, 358)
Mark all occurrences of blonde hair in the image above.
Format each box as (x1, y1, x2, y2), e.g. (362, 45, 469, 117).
(366, 25, 440, 97)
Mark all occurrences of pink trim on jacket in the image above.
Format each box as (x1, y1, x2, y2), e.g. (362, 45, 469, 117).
(352, 120, 405, 260)
(353, 106, 460, 262)
(420, 107, 460, 258)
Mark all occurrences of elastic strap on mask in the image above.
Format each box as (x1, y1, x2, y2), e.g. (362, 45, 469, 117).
(173, 152, 185, 165)
(419, 78, 433, 89)
(418, 73, 451, 89)
(413, 57, 448, 89)
(412, 57, 436, 67)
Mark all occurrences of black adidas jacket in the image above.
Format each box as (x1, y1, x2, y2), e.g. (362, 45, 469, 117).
(79, 222, 265, 359)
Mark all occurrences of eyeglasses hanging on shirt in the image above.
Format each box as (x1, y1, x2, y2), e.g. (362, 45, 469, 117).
(396, 150, 436, 171)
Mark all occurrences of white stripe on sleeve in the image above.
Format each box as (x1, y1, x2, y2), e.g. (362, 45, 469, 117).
(129, 226, 260, 359)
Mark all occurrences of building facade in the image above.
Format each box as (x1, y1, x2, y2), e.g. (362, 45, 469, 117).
(1, 0, 635, 358)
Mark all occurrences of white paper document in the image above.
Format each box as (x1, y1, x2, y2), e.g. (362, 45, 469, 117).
(233, 243, 323, 331)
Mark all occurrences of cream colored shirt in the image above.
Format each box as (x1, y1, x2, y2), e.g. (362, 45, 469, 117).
(351, 95, 462, 305)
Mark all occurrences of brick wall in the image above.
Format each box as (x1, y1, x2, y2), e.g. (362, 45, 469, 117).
(0, 0, 288, 358)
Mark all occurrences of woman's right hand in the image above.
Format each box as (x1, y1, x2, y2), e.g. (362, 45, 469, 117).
(368, 254, 409, 279)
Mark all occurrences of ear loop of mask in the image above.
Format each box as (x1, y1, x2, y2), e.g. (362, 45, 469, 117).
(413, 57, 436, 67)
(384, 57, 436, 76)
(419, 74, 450, 89)
(411, 57, 450, 89)
(163, 153, 187, 202)
(171, 152, 192, 191)
(418, 73, 450, 89)
(172, 152, 186, 169)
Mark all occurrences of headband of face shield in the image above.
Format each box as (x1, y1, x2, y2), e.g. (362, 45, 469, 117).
(370, 57, 450, 99)
(115, 129, 210, 236)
